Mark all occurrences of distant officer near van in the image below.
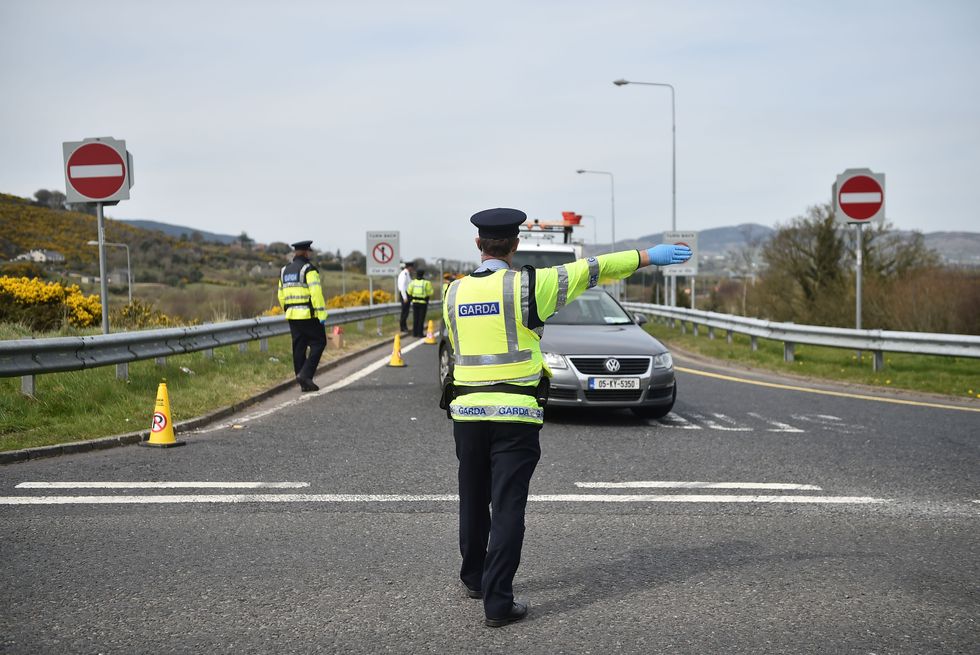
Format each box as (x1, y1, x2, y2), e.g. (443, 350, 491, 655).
(441, 208, 691, 627)
(407, 269, 434, 337)
(277, 240, 328, 392)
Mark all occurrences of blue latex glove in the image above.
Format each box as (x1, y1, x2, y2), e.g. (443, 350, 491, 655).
(647, 244, 692, 266)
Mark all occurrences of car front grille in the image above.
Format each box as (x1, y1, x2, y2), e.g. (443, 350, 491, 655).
(570, 357, 650, 375)
(584, 390, 644, 402)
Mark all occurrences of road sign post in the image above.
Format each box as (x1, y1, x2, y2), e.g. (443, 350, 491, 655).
(64, 137, 135, 334)
(366, 231, 399, 335)
(662, 231, 699, 308)
(834, 169, 885, 333)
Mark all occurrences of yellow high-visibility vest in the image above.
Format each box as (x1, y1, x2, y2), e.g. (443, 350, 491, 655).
(443, 250, 642, 424)
(278, 259, 328, 321)
(408, 279, 433, 304)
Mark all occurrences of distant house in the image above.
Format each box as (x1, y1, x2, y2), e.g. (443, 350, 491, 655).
(15, 249, 66, 263)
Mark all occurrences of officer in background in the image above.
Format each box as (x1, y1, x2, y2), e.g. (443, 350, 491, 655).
(407, 269, 434, 337)
(397, 261, 416, 333)
(277, 240, 328, 392)
(441, 208, 691, 627)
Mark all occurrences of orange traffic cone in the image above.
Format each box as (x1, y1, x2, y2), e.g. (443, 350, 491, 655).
(387, 333, 406, 367)
(141, 379, 185, 448)
(423, 320, 437, 344)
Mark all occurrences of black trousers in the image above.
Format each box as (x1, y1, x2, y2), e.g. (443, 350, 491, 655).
(454, 420, 541, 619)
(288, 318, 326, 379)
(411, 301, 428, 337)
(399, 297, 411, 331)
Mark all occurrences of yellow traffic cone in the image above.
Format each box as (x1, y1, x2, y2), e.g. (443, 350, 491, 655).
(141, 379, 185, 448)
(423, 320, 437, 344)
(387, 333, 407, 367)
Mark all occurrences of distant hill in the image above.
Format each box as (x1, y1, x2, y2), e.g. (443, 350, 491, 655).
(584, 223, 775, 258)
(584, 222, 979, 266)
(117, 219, 238, 245)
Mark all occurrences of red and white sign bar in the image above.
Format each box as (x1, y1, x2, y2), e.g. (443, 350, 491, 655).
(63, 137, 134, 204)
(833, 168, 885, 224)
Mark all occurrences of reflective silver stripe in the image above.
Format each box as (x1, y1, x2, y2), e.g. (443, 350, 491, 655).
(454, 372, 541, 386)
(446, 280, 460, 348)
(502, 270, 518, 351)
(520, 270, 530, 327)
(455, 350, 533, 366)
(587, 257, 600, 288)
(450, 404, 544, 421)
(555, 265, 569, 310)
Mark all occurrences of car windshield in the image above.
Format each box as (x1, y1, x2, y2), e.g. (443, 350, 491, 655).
(548, 289, 633, 325)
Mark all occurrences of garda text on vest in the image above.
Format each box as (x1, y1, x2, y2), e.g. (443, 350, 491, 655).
(457, 302, 501, 317)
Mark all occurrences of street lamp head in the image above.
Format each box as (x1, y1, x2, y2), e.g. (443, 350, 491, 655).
(576, 169, 586, 174)
(613, 79, 630, 86)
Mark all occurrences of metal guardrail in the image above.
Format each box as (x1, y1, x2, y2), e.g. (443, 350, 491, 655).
(1, 303, 401, 396)
(621, 302, 980, 371)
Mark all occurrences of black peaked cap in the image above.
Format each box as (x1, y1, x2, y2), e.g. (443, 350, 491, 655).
(470, 208, 526, 239)
(290, 240, 313, 250)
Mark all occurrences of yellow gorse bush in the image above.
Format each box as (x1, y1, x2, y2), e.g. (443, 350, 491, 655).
(0, 276, 101, 328)
(325, 289, 394, 309)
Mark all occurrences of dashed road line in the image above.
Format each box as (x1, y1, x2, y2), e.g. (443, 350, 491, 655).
(0, 493, 887, 505)
(575, 481, 823, 491)
(747, 412, 805, 433)
(675, 365, 980, 413)
(15, 481, 310, 490)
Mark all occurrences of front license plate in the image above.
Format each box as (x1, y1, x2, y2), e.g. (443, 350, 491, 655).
(588, 377, 640, 390)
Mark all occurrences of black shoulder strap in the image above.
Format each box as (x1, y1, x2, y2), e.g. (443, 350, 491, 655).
(522, 265, 545, 331)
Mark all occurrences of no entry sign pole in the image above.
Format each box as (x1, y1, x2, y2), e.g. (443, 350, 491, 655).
(833, 168, 885, 333)
(63, 137, 134, 334)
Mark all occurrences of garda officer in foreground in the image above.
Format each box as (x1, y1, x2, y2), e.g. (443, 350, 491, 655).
(441, 208, 691, 627)
(277, 240, 328, 392)
(407, 269, 434, 337)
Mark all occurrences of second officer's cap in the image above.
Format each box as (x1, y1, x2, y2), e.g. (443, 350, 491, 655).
(470, 208, 527, 239)
(290, 240, 314, 250)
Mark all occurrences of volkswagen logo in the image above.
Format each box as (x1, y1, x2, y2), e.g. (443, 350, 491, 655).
(604, 358, 621, 373)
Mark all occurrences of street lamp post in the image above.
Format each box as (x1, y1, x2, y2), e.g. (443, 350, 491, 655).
(613, 78, 677, 305)
(87, 240, 132, 304)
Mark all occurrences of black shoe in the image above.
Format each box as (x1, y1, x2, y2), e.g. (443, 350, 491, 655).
(485, 601, 528, 628)
(296, 376, 319, 392)
(462, 583, 483, 599)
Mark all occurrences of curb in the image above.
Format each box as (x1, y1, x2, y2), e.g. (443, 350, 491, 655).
(0, 337, 398, 466)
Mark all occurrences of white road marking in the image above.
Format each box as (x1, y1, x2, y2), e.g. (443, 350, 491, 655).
(15, 481, 309, 490)
(655, 412, 701, 429)
(747, 413, 805, 433)
(575, 481, 823, 491)
(197, 338, 426, 433)
(791, 414, 861, 434)
(0, 493, 887, 505)
(689, 413, 752, 431)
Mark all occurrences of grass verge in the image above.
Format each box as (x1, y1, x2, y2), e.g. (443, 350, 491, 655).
(643, 319, 980, 400)
(0, 314, 416, 452)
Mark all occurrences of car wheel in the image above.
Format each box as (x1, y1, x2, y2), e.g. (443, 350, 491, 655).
(438, 343, 454, 386)
(631, 384, 676, 419)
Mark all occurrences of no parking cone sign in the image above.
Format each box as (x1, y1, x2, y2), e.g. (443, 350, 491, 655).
(141, 380, 185, 448)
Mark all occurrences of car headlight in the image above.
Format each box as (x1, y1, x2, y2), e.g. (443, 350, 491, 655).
(542, 352, 568, 369)
(653, 352, 673, 369)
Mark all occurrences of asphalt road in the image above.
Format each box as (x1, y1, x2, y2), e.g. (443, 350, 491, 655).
(1, 338, 977, 654)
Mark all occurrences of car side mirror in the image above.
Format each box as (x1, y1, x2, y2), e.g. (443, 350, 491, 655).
(634, 312, 648, 326)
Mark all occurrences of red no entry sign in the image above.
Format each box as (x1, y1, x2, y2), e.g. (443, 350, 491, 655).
(834, 169, 885, 223)
(63, 137, 133, 203)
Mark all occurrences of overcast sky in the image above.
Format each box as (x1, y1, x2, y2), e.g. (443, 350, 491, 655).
(2, 0, 978, 261)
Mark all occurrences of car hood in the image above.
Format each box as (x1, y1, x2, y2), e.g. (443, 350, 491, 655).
(539, 324, 667, 356)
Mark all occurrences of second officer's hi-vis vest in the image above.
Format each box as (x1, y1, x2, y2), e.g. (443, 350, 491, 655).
(443, 250, 645, 425)
(408, 279, 433, 304)
(278, 258, 328, 321)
